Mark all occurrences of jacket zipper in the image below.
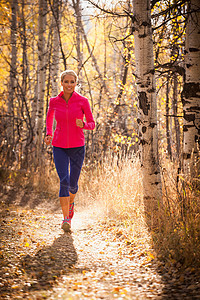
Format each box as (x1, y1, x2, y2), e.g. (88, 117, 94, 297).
(66, 102, 70, 148)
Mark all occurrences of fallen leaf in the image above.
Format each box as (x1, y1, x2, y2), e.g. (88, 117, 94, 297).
(148, 252, 155, 260)
(11, 285, 19, 289)
(110, 271, 115, 276)
(113, 287, 121, 292)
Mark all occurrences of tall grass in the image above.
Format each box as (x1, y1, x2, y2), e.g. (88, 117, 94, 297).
(77, 153, 200, 267)
(1, 151, 199, 267)
(156, 157, 200, 267)
(78, 154, 144, 224)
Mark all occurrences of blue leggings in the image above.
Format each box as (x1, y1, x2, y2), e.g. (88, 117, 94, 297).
(53, 146, 85, 197)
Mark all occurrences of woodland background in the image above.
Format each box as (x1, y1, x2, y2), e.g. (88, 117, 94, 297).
(0, 0, 200, 268)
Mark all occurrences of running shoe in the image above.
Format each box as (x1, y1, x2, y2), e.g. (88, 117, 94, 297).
(61, 218, 71, 232)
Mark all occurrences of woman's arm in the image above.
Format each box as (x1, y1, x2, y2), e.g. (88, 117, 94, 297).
(82, 98, 95, 130)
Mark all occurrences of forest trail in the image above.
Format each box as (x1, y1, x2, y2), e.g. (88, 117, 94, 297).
(0, 189, 200, 300)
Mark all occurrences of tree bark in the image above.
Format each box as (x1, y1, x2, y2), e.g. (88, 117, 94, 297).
(7, 0, 18, 153)
(30, 4, 38, 138)
(35, 0, 48, 167)
(166, 79, 172, 160)
(182, 0, 200, 175)
(132, 0, 162, 206)
(72, 0, 83, 86)
(51, 0, 60, 97)
(79, 16, 109, 95)
(172, 73, 180, 159)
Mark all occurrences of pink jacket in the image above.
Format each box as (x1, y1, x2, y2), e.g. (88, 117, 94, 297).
(46, 91, 95, 148)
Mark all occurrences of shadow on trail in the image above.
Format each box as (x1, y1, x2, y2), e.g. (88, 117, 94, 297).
(1, 186, 18, 206)
(18, 189, 55, 210)
(2, 185, 60, 213)
(20, 233, 78, 292)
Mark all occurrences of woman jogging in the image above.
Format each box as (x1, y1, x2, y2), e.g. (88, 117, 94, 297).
(44, 70, 95, 232)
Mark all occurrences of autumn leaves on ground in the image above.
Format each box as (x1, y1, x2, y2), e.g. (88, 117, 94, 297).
(1, 156, 200, 299)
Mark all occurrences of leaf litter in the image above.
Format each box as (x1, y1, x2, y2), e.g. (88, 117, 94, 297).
(0, 195, 200, 299)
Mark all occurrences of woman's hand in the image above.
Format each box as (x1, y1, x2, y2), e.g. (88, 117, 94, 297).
(44, 135, 52, 146)
(76, 119, 84, 128)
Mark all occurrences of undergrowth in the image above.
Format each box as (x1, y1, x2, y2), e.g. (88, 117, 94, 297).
(1, 152, 200, 268)
(78, 154, 200, 268)
(156, 158, 200, 268)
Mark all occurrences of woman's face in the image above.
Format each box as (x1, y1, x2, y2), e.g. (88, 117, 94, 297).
(61, 74, 77, 94)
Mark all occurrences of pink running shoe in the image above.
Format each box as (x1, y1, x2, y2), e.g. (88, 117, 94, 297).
(61, 218, 71, 232)
(69, 202, 74, 219)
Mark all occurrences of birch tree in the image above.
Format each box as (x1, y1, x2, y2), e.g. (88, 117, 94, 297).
(172, 73, 180, 159)
(79, 16, 109, 95)
(51, 0, 60, 97)
(182, 0, 200, 175)
(166, 79, 172, 160)
(132, 0, 162, 206)
(35, 0, 48, 166)
(7, 0, 18, 156)
(72, 0, 83, 85)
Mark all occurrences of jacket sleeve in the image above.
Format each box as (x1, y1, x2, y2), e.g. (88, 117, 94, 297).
(46, 98, 55, 136)
(83, 98, 95, 130)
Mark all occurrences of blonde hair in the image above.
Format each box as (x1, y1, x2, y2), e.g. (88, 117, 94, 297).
(60, 70, 78, 82)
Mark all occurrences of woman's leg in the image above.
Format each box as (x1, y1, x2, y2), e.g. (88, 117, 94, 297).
(53, 147, 70, 220)
(69, 192, 76, 204)
(59, 197, 70, 219)
(69, 146, 85, 207)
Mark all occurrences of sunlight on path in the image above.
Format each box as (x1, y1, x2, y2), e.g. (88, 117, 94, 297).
(49, 204, 165, 299)
(71, 203, 102, 230)
(1, 197, 198, 299)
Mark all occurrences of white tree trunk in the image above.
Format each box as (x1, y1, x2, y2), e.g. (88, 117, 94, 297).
(8, 0, 18, 149)
(51, 0, 60, 97)
(132, 0, 162, 203)
(31, 4, 37, 135)
(35, 0, 47, 166)
(172, 73, 181, 159)
(79, 16, 109, 95)
(72, 0, 83, 87)
(182, 0, 200, 175)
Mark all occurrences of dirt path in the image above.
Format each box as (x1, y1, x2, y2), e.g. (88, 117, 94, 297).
(0, 191, 200, 299)
(50, 210, 164, 299)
